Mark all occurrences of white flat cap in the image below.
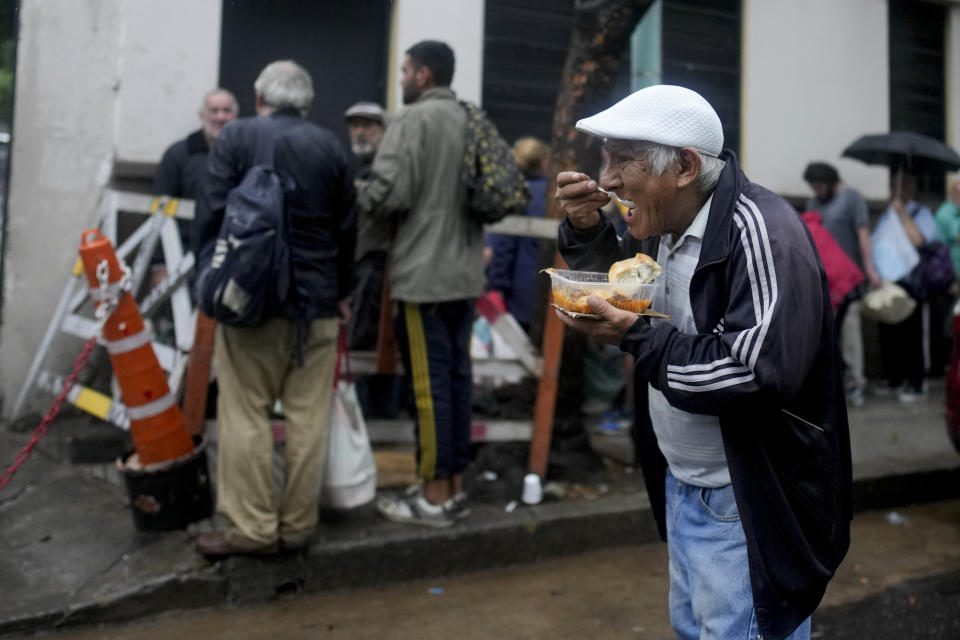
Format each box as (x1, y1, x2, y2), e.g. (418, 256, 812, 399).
(576, 85, 723, 157)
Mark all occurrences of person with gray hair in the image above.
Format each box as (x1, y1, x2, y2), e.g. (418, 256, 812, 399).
(153, 88, 238, 278)
(193, 60, 356, 558)
(555, 85, 851, 640)
(253, 60, 314, 115)
(154, 88, 238, 201)
(343, 101, 389, 351)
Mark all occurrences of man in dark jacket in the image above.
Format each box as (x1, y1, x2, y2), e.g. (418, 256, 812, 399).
(193, 60, 356, 557)
(344, 101, 389, 350)
(154, 88, 238, 201)
(153, 89, 238, 268)
(555, 85, 851, 640)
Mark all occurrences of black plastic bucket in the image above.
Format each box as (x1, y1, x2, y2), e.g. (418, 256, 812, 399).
(119, 437, 213, 532)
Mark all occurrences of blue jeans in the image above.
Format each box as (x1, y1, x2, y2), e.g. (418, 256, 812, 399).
(665, 469, 811, 640)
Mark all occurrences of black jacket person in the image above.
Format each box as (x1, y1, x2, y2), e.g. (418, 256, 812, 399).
(555, 85, 851, 640)
(192, 61, 356, 559)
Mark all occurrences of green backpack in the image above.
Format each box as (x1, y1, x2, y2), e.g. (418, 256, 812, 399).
(460, 101, 531, 224)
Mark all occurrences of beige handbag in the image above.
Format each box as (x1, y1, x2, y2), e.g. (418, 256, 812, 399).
(861, 282, 916, 324)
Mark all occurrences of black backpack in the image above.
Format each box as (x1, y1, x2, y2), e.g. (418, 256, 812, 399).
(196, 120, 294, 327)
(460, 101, 530, 224)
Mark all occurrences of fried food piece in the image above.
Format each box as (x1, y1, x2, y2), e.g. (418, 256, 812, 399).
(607, 292, 652, 313)
(553, 289, 652, 314)
(553, 291, 593, 313)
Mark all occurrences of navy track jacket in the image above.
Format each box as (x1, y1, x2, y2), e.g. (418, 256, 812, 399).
(559, 152, 852, 640)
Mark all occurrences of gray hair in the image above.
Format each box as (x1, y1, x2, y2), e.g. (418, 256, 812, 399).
(200, 88, 238, 114)
(254, 60, 314, 114)
(619, 140, 725, 194)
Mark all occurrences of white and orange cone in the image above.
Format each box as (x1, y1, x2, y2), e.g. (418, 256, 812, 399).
(78, 229, 194, 465)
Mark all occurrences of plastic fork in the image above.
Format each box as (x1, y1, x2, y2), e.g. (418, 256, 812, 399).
(596, 185, 636, 209)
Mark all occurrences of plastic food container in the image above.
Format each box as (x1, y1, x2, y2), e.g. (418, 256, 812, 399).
(544, 269, 660, 314)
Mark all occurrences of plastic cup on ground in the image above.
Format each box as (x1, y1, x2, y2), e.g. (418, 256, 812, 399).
(521, 473, 543, 505)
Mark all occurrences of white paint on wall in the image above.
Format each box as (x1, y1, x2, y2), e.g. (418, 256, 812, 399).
(742, 0, 891, 200)
(0, 0, 221, 416)
(387, 0, 485, 112)
(114, 0, 222, 163)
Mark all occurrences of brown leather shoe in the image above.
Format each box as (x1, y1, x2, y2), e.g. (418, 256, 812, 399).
(194, 531, 279, 558)
(280, 538, 310, 553)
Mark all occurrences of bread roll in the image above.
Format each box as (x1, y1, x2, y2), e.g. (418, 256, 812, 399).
(608, 253, 662, 284)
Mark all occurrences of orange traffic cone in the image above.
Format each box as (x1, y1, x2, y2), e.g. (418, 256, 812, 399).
(78, 229, 194, 465)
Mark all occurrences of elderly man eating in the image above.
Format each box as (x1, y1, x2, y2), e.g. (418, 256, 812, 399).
(555, 85, 852, 640)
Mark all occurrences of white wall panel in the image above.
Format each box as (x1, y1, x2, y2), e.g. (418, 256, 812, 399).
(0, 0, 221, 416)
(388, 0, 485, 111)
(114, 0, 222, 162)
(742, 0, 890, 200)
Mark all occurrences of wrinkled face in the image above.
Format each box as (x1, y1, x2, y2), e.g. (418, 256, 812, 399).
(600, 141, 683, 239)
(200, 92, 237, 143)
(808, 180, 835, 203)
(347, 117, 385, 160)
(400, 55, 424, 105)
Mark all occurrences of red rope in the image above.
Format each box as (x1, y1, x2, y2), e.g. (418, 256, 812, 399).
(0, 335, 99, 492)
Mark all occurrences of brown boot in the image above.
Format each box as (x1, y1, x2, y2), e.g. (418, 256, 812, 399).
(194, 531, 279, 559)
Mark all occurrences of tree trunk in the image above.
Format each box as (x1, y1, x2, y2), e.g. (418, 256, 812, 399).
(545, 0, 655, 220)
(538, 0, 653, 444)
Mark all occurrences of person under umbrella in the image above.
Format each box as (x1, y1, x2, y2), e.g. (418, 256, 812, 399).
(874, 171, 938, 401)
(842, 131, 960, 175)
(842, 132, 959, 401)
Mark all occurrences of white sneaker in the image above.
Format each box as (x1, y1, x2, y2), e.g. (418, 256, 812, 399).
(898, 388, 927, 403)
(443, 491, 471, 520)
(402, 483, 470, 520)
(872, 384, 899, 398)
(376, 494, 454, 528)
(846, 387, 865, 407)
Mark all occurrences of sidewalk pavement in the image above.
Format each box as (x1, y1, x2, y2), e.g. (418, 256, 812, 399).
(1, 381, 959, 637)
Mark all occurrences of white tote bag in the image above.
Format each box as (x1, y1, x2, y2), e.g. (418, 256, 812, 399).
(321, 333, 377, 509)
(872, 208, 920, 283)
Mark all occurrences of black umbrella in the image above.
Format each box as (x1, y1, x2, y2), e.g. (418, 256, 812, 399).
(841, 131, 960, 173)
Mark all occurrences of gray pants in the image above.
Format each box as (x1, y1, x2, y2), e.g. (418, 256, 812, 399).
(840, 300, 865, 391)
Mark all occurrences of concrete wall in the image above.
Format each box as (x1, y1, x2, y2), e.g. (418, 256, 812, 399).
(114, 0, 222, 162)
(741, 0, 891, 200)
(948, 4, 960, 185)
(387, 0, 485, 112)
(0, 0, 221, 416)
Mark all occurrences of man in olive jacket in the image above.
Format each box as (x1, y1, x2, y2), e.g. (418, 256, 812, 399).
(356, 40, 482, 527)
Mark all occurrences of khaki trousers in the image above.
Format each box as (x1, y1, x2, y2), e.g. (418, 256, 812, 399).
(215, 316, 339, 548)
(840, 300, 865, 391)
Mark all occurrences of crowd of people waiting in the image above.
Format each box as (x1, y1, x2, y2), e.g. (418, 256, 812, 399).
(802, 162, 960, 406)
(149, 42, 553, 552)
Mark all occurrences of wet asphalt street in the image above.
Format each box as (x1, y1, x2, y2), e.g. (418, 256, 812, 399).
(21, 498, 960, 640)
